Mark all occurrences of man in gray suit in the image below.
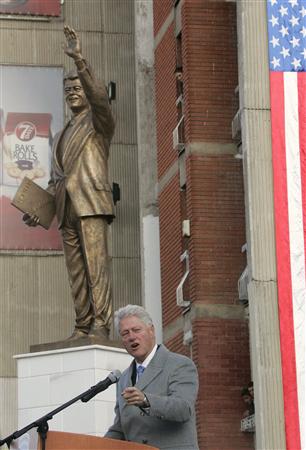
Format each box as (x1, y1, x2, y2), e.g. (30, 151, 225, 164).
(105, 305, 199, 450)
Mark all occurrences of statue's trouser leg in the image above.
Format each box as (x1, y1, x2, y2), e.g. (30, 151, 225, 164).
(78, 216, 112, 331)
(61, 206, 93, 332)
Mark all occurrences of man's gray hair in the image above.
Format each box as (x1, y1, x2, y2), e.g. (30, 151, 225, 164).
(114, 304, 153, 334)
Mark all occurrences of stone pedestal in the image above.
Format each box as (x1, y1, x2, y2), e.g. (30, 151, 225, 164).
(14, 345, 132, 436)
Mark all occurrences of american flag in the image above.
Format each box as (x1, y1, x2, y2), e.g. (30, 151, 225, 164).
(267, 1, 306, 449)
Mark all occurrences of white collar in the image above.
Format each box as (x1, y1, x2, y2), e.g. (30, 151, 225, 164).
(136, 344, 158, 369)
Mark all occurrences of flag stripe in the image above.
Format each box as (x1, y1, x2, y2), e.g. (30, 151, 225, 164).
(297, 72, 306, 450)
(284, 72, 306, 450)
(270, 71, 301, 450)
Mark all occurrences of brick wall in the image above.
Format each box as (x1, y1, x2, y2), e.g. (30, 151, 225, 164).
(164, 330, 190, 358)
(186, 154, 246, 305)
(155, 23, 178, 179)
(182, 0, 238, 143)
(159, 175, 183, 326)
(153, 0, 252, 448)
(193, 319, 253, 450)
(164, 320, 253, 450)
(153, 0, 173, 37)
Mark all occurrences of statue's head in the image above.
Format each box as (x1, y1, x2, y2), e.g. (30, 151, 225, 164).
(63, 69, 89, 114)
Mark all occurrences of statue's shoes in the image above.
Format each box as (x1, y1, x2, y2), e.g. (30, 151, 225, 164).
(88, 326, 109, 339)
(66, 329, 88, 340)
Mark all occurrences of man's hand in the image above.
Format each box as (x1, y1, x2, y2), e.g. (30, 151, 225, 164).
(63, 25, 82, 60)
(122, 387, 147, 407)
(23, 213, 40, 227)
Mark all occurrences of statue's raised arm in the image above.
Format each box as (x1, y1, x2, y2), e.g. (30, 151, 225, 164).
(63, 25, 82, 60)
(62, 25, 115, 141)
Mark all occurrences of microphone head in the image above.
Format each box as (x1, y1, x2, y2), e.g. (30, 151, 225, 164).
(109, 370, 121, 383)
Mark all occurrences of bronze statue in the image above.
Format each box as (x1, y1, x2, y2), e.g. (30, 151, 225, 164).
(24, 26, 115, 340)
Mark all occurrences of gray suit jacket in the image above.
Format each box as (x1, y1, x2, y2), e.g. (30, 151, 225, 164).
(105, 345, 199, 450)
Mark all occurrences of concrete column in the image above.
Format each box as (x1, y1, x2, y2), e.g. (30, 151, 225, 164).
(237, 2, 286, 448)
(134, 0, 162, 342)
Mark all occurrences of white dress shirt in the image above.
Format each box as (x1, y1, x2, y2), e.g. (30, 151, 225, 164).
(136, 343, 158, 381)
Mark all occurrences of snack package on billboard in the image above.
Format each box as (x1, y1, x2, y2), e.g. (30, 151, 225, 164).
(3, 112, 52, 187)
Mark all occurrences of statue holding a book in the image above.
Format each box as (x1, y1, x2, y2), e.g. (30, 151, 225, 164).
(22, 26, 115, 341)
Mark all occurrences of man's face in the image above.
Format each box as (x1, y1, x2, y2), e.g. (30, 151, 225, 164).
(64, 78, 88, 113)
(119, 315, 156, 363)
(243, 394, 252, 405)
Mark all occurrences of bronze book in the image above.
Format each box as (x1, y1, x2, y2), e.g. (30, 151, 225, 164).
(11, 177, 56, 230)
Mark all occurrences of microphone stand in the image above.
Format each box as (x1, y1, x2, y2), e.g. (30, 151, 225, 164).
(0, 378, 114, 449)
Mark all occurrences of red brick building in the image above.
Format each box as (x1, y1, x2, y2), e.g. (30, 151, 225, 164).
(153, 1, 253, 448)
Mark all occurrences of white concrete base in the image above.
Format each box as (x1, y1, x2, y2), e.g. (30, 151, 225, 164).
(14, 345, 132, 436)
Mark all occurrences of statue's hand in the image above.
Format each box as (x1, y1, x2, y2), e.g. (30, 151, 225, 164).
(63, 25, 82, 59)
(23, 213, 40, 227)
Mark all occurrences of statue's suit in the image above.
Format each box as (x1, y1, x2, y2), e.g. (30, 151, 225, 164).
(48, 60, 115, 333)
(105, 345, 199, 450)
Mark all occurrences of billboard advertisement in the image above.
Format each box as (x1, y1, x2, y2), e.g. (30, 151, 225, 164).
(0, 65, 63, 249)
(0, 0, 60, 16)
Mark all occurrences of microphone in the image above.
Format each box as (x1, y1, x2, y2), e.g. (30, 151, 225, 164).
(81, 370, 121, 403)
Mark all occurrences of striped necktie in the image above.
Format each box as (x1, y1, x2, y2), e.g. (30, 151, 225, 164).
(136, 365, 145, 380)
